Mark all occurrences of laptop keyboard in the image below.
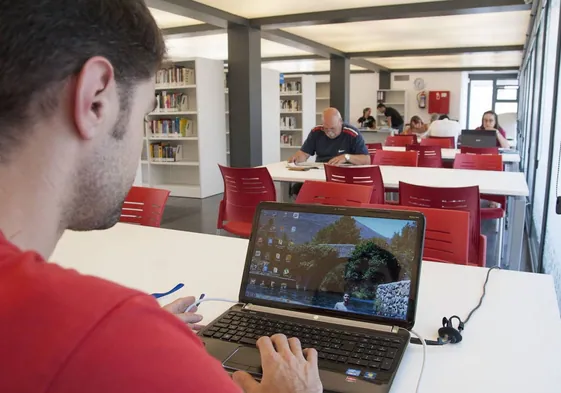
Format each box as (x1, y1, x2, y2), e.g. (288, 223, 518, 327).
(202, 311, 405, 374)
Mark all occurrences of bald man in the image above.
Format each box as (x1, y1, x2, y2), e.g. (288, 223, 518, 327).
(288, 108, 370, 165)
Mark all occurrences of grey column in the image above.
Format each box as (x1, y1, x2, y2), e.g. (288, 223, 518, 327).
(329, 56, 350, 122)
(227, 24, 262, 167)
(379, 71, 391, 90)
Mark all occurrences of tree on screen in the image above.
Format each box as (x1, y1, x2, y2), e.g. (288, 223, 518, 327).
(388, 222, 417, 279)
(312, 216, 361, 245)
(345, 240, 400, 299)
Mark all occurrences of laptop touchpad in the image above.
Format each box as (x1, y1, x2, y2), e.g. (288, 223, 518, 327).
(223, 347, 263, 376)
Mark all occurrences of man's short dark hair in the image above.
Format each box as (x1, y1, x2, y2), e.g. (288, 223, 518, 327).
(439, 114, 450, 120)
(0, 0, 165, 148)
(377, 103, 386, 109)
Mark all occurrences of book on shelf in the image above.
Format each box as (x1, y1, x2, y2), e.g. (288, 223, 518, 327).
(147, 118, 194, 137)
(280, 116, 298, 129)
(280, 99, 300, 111)
(280, 81, 301, 93)
(155, 91, 191, 112)
(149, 142, 184, 162)
(156, 66, 195, 86)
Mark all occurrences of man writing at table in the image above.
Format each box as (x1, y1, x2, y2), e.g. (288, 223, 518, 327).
(288, 107, 370, 165)
(0, 2, 321, 393)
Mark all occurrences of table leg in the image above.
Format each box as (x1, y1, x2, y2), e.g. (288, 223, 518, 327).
(277, 181, 291, 203)
(504, 196, 526, 271)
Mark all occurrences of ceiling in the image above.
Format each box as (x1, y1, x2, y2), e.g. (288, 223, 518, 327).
(148, 1, 531, 72)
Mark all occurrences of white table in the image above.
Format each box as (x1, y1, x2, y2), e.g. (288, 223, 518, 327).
(382, 146, 521, 166)
(266, 162, 530, 271)
(51, 224, 561, 393)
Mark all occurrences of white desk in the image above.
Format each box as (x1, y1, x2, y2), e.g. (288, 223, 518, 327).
(266, 162, 529, 271)
(382, 146, 521, 165)
(51, 224, 561, 393)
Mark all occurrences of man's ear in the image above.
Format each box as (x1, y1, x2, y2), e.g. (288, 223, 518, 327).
(73, 57, 116, 140)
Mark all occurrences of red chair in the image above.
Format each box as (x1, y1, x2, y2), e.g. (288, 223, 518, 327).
(372, 150, 418, 167)
(460, 146, 499, 155)
(406, 145, 443, 168)
(217, 165, 276, 238)
(120, 186, 170, 228)
(453, 154, 506, 263)
(421, 137, 454, 149)
(324, 164, 385, 204)
(296, 181, 372, 207)
(398, 182, 486, 267)
(366, 143, 383, 154)
(385, 135, 417, 147)
(364, 204, 470, 265)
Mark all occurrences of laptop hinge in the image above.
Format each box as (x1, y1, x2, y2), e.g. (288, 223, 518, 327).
(243, 304, 394, 333)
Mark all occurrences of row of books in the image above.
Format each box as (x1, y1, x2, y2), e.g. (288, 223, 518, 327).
(156, 66, 195, 86)
(149, 143, 184, 162)
(147, 118, 195, 137)
(155, 92, 191, 112)
(280, 81, 301, 93)
(280, 99, 300, 111)
(280, 116, 298, 129)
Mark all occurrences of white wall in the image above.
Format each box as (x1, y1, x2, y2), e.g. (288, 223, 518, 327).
(313, 73, 380, 127)
(391, 72, 464, 124)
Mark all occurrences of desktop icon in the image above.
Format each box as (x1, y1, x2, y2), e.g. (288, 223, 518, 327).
(270, 281, 276, 288)
(291, 226, 296, 233)
(268, 238, 273, 246)
(286, 254, 292, 263)
(273, 267, 278, 274)
(293, 213, 299, 219)
(249, 278, 256, 285)
(255, 250, 261, 257)
(275, 253, 281, 261)
(280, 283, 287, 290)
(283, 268, 290, 276)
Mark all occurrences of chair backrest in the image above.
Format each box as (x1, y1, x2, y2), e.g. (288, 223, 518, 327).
(120, 186, 170, 228)
(366, 142, 383, 154)
(218, 164, 277, 224)
(421, 137, 454, 149)
(460, 146, 500, 155)
(363, 204, 470, 265)
(398, 182, 483, 266)
(385, 135, 417, 147)
(324, 164, 385, 204)
(296, 180, 373, 207)
(453, 153, 503, 171)
(406, 145, 443, 168)
(372, 150, 418, 167)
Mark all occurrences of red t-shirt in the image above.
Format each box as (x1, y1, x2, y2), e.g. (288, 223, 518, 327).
(0, 234, 241, 393)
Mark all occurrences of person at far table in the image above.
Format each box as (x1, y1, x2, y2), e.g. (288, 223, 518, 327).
(476, 110, 510, 148)
(403, 115, 429, 137)
(426, 114, 462, 147)
(357, 107, 376, 128)
(288, 107, 370, 165)
(377, 103, 404, 133)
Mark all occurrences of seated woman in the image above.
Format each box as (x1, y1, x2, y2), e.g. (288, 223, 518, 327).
(476, 110, 510, 148)
(403, 115, 429, 137)
(357, 107, 376, 128)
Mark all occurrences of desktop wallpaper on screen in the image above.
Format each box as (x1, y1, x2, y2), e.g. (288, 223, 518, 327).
(244, 210, 419, 321)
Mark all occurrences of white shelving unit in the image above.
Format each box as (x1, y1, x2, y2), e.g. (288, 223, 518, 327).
(375, 89, 408, 127)
(315, 80, 330, 125)
(141, 58, 226, 198)
(279, 75, 315, 161)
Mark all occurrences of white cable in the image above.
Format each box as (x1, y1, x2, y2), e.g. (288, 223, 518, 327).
(185, 298, 239, 313)
(408, 329, 427, 393)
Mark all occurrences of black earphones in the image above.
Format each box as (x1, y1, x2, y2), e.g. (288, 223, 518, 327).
(438, 315, 464, 344)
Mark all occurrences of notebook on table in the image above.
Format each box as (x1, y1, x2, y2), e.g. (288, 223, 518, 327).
(200, 202, 425, 393)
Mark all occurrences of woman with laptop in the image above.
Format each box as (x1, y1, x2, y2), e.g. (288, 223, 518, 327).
(476, 110, 510, 148)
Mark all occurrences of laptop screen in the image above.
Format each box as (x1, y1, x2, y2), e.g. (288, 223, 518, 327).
(239, 204, 424, 327)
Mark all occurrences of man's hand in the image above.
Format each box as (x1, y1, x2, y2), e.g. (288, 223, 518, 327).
(327, 155, 347, 165)
(162, 296, 204, 330)
(233, 335, 322, 393)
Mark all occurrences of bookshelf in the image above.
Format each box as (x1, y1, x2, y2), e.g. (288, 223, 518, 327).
(376, 90, 408, 127)
(142, 58, 226, 198)
(279, 75, 315, 161)
(315, 80, 330, 125)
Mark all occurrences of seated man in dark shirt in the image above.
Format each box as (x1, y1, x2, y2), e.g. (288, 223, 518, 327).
(288, 107, 370, 165)
(377, 103, 404, 133)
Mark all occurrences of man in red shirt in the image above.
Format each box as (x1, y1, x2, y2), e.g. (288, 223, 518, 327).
(0, 1, 322, 393)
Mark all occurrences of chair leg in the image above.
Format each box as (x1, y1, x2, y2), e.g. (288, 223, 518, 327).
(495, 217, 500, 233)
(497, 218, 505, 267)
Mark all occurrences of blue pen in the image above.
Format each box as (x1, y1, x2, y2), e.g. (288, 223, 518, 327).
(151, 283, 184, 299)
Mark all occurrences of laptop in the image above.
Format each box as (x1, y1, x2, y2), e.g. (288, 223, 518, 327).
(200, 202, 425, 393)
(460, 129, 497, 148)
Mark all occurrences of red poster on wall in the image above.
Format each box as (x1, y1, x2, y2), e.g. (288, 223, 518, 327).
(428, 91, 450, 114)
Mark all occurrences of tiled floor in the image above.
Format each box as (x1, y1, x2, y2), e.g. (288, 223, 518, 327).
(161, 196, 532, 271)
